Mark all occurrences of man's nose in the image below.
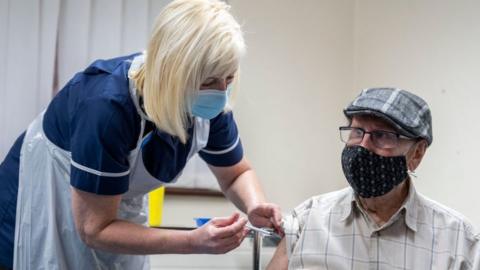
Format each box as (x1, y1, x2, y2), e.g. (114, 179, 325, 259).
(359, 133, 375, 150)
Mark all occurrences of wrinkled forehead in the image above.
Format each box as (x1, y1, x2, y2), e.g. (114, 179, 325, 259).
(350, 114, 398, 132)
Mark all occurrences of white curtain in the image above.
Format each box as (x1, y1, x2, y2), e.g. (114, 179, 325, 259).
(0, 0, 60, 159)
(0, 0, 169, 159)
(56, 0, 173, 89)
(0, 0, 218, 190)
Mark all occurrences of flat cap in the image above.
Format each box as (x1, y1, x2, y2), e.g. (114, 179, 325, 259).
(344, 87, 433, 145)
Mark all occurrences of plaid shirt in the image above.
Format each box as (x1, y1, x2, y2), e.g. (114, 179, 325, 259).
(284, 181, 480, 269)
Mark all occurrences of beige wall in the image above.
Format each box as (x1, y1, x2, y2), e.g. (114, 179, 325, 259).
(232, 0, 355, 214)
(164, 0, 480, 231)
(162, 0, 354, 227)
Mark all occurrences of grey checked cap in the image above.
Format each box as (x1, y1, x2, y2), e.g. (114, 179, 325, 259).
(344, 87, 433, 145)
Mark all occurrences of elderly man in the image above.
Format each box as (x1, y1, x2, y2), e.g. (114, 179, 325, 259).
(267, 88, 480, 269)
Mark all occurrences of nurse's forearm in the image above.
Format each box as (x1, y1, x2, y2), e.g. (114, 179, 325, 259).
(210, 158, 267, 214)
(71, 187, 195, 254)
(83, 220, 195, 254)
(223, 168, 267, 214)
(214, 159, 282, 230)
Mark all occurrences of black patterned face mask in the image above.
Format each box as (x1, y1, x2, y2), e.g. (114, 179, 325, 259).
(341, 145, 409, 198)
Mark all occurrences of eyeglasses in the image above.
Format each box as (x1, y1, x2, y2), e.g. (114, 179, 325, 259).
(339, 126, 411, 149)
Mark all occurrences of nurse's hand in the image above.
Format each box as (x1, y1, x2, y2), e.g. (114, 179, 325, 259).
(188, 212, 249, 254)
(247, 203, 284, 236)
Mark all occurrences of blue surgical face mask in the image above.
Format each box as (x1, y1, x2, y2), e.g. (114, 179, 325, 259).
(191, 86, 231, 119)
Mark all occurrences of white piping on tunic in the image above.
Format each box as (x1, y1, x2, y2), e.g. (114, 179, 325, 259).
(71, 160, 130, 177)
(200, 136, 240, 155)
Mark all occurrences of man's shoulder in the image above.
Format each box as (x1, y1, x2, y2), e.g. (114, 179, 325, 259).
(293, 187, 353, 216)
(415, 192, 479, 240)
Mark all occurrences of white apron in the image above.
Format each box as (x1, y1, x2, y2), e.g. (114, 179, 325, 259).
(13, 55, 210, 269)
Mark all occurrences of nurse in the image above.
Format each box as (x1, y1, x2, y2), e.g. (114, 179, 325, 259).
(0, 0, 282, 269)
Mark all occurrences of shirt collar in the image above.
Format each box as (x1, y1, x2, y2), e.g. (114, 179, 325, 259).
(339, 188, 355, 221)
(340, 179, 418, 232)
(402, 179, 418, 232)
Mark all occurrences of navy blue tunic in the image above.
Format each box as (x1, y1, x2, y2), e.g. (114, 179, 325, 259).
(0, 53, 243, 268)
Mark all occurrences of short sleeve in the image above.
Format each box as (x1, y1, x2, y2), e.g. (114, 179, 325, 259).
(70, 98, 138, 195)
(283, 198, 314, 259)
(199, 111, 243, 166)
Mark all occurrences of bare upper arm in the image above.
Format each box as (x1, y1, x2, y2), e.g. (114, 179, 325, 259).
(267, 237, 288, 270)
(71, 187, 122, 245)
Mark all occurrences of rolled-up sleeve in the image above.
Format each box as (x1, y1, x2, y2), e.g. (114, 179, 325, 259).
(283, 198, 314, 259)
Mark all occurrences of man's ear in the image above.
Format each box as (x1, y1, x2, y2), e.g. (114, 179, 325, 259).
(408, 139, 428, 171)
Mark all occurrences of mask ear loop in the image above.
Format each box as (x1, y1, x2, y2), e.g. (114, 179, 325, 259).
(405, 141, 419, 178)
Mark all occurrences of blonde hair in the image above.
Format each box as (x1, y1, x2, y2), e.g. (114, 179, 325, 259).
(131, 0, 245, 143)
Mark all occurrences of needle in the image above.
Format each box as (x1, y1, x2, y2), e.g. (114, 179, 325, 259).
(245, 224, 274, 236)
